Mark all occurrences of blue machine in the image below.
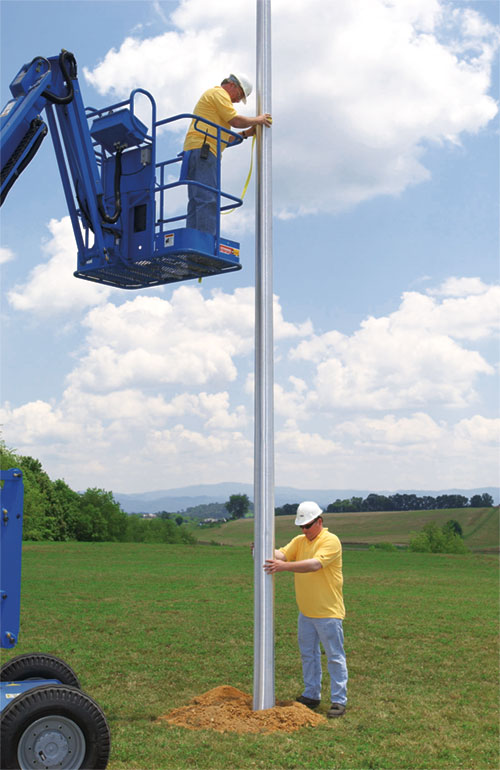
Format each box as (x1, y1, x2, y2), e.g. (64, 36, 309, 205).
(0, 52, 246, 767)
(0, 469, 110, 769)
(0, 469, 23, 651)
(1, 51, 244, 289)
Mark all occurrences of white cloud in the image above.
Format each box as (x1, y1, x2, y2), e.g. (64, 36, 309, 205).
(199, 391, 248, 430)
(428, 276, 492, 297)
(66, 285, 309, 392)
(338, 412, 444, 446)
(274, 377, 309, 420)
(454, 415, 500, 444)
(7, 218, 112, 315)
(291, 284, 497, 411)
(2, 274, 497, 492)
(276, 424, 343, 456)
(0, 400, 77, 443)
(0, 247, 15, 264)
(0, 386, 253, 490)
(382, 287, 500, 341)
(83, 0, 499, 217)
(425, 287, 500, 341)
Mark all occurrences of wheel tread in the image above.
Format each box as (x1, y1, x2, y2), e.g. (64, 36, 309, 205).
(0, 684, 110, 769)
(0, 653, 81, 688)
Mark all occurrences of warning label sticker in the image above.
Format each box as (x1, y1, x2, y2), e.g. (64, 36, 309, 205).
(164, 233, 175, 248)
(0, 100, 15, 119)
(219, 244, 240, 257)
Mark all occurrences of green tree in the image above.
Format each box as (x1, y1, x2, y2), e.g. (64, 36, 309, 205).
(21, 477, 51, 541)
(17, 455, 55, 540)
(123, 515, 196, 544)
(275, 503, 299, 516)
(409, 522, 468, 554)
(124, 515, 147, 542)
(1, 444, 70, 540)
(0, 439, 19, 470)
(443, 519, 463, 538)
(225, 494, 250, 520)
(48, 479, 81, 540)
(76, 488, 127, 542)
(363, 493, 394, 511)
(327, 499, 348, 513)
(436, 494, 468, 509)
(470, 493, 494, 508)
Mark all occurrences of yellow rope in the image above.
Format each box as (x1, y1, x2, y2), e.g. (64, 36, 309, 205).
(221, 134, 256, 215)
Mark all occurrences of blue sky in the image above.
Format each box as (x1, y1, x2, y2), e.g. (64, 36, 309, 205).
(1, 0, 498, 495)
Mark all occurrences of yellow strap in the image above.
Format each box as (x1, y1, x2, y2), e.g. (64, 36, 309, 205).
(221, 134, 256, 215)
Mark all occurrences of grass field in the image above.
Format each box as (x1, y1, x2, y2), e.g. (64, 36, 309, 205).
(1, 542, 498, 769)
(208, 507, 499, 552)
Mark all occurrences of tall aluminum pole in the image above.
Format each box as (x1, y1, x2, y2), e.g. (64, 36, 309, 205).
(253, 0, 275, 711)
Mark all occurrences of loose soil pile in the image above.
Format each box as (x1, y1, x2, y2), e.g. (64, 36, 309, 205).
(156, 685, 327, 734)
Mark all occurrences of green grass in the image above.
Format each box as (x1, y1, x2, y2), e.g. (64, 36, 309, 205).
(212, 507, 499, 552)
(1, 542, 498, 769)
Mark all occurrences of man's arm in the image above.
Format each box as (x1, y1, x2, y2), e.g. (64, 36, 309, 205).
(263, 557, 322, 574)
(230, 113, 272, 129)
(229, 113, 272, 141)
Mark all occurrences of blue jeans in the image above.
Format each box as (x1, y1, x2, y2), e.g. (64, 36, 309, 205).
(298, 612, 348, 705)
(185, 148, 218, 235)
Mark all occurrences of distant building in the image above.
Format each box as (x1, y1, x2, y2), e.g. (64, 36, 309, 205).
(141, 513, 157, 519)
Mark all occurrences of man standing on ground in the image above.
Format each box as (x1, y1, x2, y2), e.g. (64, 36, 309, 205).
(263, 501, 348, 718)
(183, 74, 272, 234)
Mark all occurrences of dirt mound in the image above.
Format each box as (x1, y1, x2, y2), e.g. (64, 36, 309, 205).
(156, 685, 327, 734)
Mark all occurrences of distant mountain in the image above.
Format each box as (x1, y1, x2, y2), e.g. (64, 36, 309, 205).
(113, 482, 499, 514)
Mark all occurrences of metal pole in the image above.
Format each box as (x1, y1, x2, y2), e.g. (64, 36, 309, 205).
(253, 0, 275, 711)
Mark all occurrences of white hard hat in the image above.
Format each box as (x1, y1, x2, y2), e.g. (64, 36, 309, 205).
(229, 73, 252, 103)
(295, 501, 323, 527)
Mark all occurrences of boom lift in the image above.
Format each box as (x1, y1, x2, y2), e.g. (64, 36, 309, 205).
(1, 50, 244, 288)
(0, 49, 248, 769)
(0, 470, 110, 770)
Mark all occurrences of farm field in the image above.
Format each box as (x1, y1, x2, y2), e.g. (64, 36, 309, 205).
(210, 507, 499, 551)
(1, 542, 498, 769)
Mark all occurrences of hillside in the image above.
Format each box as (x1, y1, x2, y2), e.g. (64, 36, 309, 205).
(208, 507, 499, 553)
(113, 484, 499, 513)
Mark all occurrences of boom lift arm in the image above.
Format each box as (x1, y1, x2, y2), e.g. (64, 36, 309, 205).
(1, 50, 244, 289)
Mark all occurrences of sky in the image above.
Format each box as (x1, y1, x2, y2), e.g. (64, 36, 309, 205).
(0, 0, 499, 496)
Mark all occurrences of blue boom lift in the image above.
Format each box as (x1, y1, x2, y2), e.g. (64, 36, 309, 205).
(0, 470, 110, 770)
(1, 50, 244, 287)
(0, 50, 247, 769)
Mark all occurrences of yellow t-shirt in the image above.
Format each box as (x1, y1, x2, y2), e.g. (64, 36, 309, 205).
(183, 86, 238, 156)
(280, 528, 345, 619)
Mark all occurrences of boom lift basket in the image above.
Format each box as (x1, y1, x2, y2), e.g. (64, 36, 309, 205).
(72, 95, 243, 289)
(1, 55, 244, 289)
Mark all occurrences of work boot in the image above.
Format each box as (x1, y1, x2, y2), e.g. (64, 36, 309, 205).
(327, 702, 346, 718)
(296, 695, 320, 710)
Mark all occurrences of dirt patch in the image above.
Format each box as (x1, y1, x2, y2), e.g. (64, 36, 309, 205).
(156, 685, 327, 734)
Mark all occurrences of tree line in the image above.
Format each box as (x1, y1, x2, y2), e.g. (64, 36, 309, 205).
(0, 442, 195, 544)
(275, 492, 494, 515)
(1, 441, 494, 541)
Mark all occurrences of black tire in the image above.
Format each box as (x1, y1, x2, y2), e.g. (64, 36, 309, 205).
(0, 684, 110, 769)
(0, 654, 81, 688)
